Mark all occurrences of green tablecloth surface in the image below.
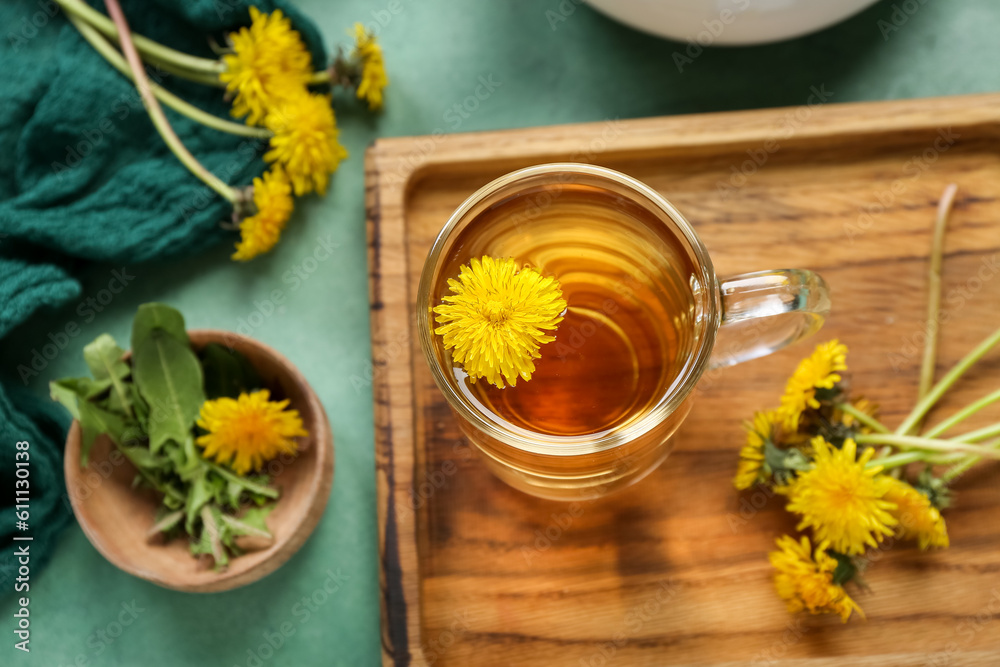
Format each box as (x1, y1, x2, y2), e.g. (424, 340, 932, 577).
(2, 0, 998, 664)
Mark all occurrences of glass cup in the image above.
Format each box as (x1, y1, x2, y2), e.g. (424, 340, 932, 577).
(417, 163, 829, 500)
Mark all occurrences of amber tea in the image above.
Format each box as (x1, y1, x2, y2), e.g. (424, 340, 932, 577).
(431, 182, 699, 439)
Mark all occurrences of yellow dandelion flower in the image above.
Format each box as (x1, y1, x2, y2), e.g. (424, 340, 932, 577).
(433, 256, 567, 389)
(884, 478, 949, 550)
(264, 91, 348, 196)
(196, 390, 308, 476)
(220, 7, 313, 126)
(232, 167, 294, 261)
(735, 410, 778, 490)
(352, 23, 388, 111)
(778, 340, 848, 432)
(770, 535, 864, 622)
(786, 437, 897, 555)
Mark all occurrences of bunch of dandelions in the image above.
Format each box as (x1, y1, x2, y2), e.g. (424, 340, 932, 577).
(735, 185, 1000, 622)
(57, 0, 388, 261)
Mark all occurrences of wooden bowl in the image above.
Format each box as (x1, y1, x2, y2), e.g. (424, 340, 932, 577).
(63, 330, 334, 593)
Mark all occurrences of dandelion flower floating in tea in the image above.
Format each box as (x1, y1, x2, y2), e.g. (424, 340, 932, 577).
(786, 437, 897, 556)
(770, 535, 864, 622)
(433, 256, 567, 389)
(197, 390, 309, 476)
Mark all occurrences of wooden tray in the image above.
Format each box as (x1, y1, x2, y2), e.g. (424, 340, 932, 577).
(365, 93, 1000, 667)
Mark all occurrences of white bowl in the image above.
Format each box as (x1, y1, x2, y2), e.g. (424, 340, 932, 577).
(584, 0, 880, 46)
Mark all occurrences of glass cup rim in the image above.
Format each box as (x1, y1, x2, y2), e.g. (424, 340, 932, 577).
(417, 162, 722, 456)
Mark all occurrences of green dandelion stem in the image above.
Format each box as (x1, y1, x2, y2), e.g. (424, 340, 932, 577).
(309, 59, 360, 87)
(70, 17, 269, 139)
(921, 388, 1000, 439)
(205, 461, 279, 499)
(870, 448, 971, 470)
(942, 456, 979, 482)
(56, 0, 225, 80)
(834, 403, 890, 434)
(869, 451, 932, 470)
(941, 437, 1000, 482)
(954, 421, 1000, 443)
(120, 49, 225, 88)
(147, 58, 223, 87)
(856, 433, 1000, 460)
(914, 184, 958, 425)
(894, 326, 1000, 437)
(102, 0, 238, 204)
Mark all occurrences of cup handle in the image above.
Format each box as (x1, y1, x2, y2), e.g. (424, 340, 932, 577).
(708, 269, 831, 369)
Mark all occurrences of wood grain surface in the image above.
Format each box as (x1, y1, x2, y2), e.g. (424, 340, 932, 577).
(366, 93, 1000, 666)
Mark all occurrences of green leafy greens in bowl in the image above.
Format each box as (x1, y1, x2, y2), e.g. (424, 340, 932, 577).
(52, 303, 298, 569)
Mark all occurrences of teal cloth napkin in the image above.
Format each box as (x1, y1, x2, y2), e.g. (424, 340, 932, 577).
(0, 0, 327, 591)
